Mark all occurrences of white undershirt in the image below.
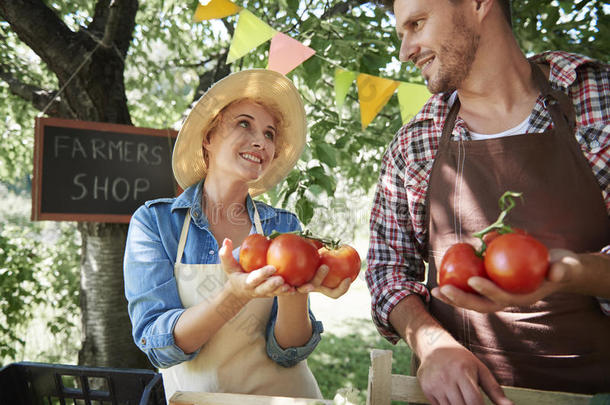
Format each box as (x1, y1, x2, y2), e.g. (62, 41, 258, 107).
(448, 91, 531, 140)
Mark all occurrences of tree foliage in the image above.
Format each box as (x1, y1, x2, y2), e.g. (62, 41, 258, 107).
(1, 1, 607, 221)
(0, 192, 80, 361)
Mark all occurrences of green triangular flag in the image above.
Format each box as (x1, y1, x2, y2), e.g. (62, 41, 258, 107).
(227, 9, 277, 64)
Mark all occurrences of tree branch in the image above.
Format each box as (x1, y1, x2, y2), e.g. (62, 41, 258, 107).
(101, 1, 120, 48)
(320, 0, 370, 20)
(222, 18, 235, 37)
(87, 0, 138, 59)
(0, 0, 79, 76)
(0, 64, 75, 117)
(191, 51, 230, 104)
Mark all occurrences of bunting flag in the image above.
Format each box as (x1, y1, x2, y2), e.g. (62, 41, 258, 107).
(193, 0, 241, 22)
(268, 32, 316, 75)
(397, 82, 431, 124)
(196, 4, 432, 129)
(334, 68, 357, 112)
(357, 74, 399, 129)
(227, 9, 277, 64)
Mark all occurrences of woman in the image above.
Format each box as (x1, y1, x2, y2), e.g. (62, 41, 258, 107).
(123, 69, 351, 401)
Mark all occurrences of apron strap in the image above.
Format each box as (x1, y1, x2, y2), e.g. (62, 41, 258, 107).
(251, 197, 264, 235)
(177, 198, 263, 265)
(529, 61, 576, 135)
(176, 209, 191, 265)
(440, 97, 461, 148)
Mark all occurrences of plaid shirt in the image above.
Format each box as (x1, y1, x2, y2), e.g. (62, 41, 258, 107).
(366, 51, 610, 343)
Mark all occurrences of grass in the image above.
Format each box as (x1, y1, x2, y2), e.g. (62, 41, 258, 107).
(308, 318, 412, 404)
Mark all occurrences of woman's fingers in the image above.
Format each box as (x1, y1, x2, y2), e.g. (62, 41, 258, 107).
(244, 266, 277, 287)
(219, 238, 241, 274)
(310, 265, 330, 285)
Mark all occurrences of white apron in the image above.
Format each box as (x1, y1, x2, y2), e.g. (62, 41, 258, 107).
(160, 204, 322, 401)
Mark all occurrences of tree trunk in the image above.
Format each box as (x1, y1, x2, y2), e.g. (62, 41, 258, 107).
(77, 223, 150, 368)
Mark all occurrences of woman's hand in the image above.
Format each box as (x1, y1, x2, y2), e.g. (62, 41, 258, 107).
(296, 264, 352, 299)
(431, 249, 582, 312)
(219, 238, 295, 301)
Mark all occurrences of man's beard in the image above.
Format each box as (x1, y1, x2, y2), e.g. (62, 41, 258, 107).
(427, 14, 480, 94)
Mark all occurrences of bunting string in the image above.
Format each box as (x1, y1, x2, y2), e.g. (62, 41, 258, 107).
(193, 0, 431, 129)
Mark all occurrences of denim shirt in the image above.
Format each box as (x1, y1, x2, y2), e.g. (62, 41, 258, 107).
(123, 180, 323, 369)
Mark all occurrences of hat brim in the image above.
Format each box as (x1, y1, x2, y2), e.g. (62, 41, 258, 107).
(172, 69, 306, 197)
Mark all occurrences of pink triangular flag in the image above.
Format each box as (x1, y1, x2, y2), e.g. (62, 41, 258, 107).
(268, 32, 316, 75)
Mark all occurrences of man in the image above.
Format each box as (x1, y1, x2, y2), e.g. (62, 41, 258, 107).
(366, 0, 610, 404)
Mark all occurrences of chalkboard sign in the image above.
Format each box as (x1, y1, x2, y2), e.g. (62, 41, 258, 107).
(32, 117, 179, 223)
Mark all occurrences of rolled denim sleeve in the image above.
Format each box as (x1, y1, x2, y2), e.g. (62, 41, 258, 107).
(124, 205, 198, 369)
(265, 297, 324, 367)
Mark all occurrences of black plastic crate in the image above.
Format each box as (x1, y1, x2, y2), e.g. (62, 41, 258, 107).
(0, 361, 165, 405)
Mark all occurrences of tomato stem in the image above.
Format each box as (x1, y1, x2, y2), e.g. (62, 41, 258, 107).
(267, 229, 341, 249)
(472, 191, 523, 256)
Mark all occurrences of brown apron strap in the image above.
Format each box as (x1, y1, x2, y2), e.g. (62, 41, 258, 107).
(440, 98, 461, 147)
(529, 61, 576, 135)
(529, 62, 598, 182)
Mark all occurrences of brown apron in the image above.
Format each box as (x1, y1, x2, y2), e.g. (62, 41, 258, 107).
(425, 62, 610, 394)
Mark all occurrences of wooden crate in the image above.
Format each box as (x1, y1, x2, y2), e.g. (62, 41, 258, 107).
(169, 391, 334, 405)
(366, 349, 594, 405)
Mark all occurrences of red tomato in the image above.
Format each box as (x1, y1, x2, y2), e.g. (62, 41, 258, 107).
(239, 234, 271, 272)
(267, 234, 321, 286)
(482, 227, 527, 245)
(319, 245, 361, 288)
(484, 233, 549, 294)
(438, 243, 487, 294)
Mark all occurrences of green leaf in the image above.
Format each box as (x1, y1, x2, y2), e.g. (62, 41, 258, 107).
(307, 166, 337, 195)
(334, 135, 350, 149)
(295, 195, 314, 225)
(307, 184, 324, 196)
(315, 142, 337, 167)
(287, 0, 300, 14)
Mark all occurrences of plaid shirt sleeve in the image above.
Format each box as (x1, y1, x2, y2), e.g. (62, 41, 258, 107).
(366, 134, 430, 344)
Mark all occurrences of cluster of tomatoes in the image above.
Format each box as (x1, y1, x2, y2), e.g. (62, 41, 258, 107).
(239, 232, 361, 288)
(439, 192, 550, 295)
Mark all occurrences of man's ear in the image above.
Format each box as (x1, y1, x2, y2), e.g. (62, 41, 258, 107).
(471, 0, 494, 23)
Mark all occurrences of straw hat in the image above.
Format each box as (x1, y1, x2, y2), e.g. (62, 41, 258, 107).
(172, 69, 306, 196)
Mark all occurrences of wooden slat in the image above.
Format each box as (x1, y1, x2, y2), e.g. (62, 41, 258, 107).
(169, 391, 334, 405)
(366, 349, 393, 405)
(390, 374, 592, 405)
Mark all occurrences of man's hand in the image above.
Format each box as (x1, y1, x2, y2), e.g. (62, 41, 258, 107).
(417, 343, 513, 405)
(431, 249, 584, 312)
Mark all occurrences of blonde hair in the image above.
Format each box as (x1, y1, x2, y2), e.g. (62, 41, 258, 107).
(201, 98, 285, 165)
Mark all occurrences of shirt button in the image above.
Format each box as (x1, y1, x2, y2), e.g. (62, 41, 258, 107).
(140, 338, 146, 345)
(192, 211, 199, 218)
(209, 250, 215, 255)
(590, 140, 600, 149)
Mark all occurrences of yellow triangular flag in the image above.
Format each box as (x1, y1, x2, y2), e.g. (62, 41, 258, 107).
(357, 73, 399, 129)
(227, 9, 277, 64)
(397, 82, 431, 124)
(193, 0, 241, 22)
(334, 69, 356, 112)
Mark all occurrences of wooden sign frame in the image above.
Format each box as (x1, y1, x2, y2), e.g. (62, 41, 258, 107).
(32, 117, 179, 223)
